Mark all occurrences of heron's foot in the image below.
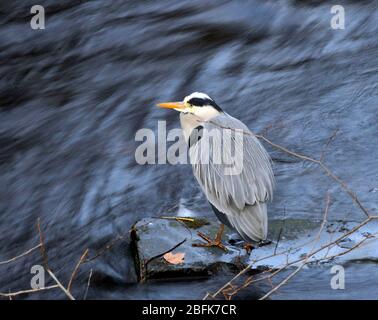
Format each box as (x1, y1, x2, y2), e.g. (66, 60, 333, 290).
(192, 232, 227, 251)
(243, 243, 255, 254)
(192, 224, 227, 251)
(243, 239, 272, 253)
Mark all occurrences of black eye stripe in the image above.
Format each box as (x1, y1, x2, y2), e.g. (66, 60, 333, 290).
(187, 97, 209, 106)
(187, 97, 223, 111)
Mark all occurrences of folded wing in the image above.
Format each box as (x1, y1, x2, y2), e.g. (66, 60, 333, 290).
(189, 113, 274, 241)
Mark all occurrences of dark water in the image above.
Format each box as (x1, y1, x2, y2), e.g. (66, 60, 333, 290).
(0, 0, 377, 299)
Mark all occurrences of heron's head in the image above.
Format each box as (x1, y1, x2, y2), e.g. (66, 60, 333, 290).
(157, 92, 223, 120)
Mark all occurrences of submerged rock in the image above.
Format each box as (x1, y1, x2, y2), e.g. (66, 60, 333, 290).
(250, 219, 378, 270)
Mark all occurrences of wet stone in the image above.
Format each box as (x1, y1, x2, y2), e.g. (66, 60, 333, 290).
(250, 219, 378, 270)
(131, 217, 249, 282)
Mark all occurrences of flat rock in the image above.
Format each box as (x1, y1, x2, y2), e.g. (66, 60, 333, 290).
(131, 217, 249, 282)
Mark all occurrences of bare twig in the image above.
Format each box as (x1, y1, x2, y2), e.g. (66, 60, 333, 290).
(0, 244, 41, 266)
(259, 193, 331, 300)
(83, 268, 93, 300)
(259, 260, 306, 300)
(273, 227, 283, 256)
(0, 285, 59, 298)
(47, 269, 75, 300)
(36, 218, 75, 300)
(67, 249, 89, 293)
(160, 216, 195, 223)
(320, 129, 340, 162)
(255, 134, 370, 218)
(84, 234, 127, 263)
(256, 135, 369, 218)
(36, 218, 49, 268)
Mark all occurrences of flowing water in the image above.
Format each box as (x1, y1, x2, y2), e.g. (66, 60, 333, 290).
(0, 0, 377, 299)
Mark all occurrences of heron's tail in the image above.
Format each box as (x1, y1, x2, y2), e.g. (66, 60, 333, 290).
(228, 202, 268, 242)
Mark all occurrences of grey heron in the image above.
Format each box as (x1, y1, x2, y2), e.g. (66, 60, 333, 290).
(157, 92, 274, 250)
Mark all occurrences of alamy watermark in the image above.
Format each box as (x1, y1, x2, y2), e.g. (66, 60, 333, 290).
(330, 5, 345, 30)
(30, 264, 45, 289)
(330, 265, 345, 290)
(30, 5, 45, 30)
(135, 121, 244, 175)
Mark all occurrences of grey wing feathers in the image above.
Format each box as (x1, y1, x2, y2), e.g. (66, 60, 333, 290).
(189, 113, 274, 242)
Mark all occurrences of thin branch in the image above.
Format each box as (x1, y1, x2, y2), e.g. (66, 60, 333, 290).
(313, 231, 378, 264)
(36, 217, 75, 300)
(319, 129, 339, 162)
(0, 285, 59, 298)
(259, 193, 331, 300)
(259, 260, 307, 300)
(84, 234, 127, 263)
(0, 244, 41, 266)
(83, 269, 93, 300)
(47, 269, 75, 300)
(67, 248, 89, 293)
(256, 134, 370, 218)
(36, 217, 49, 268)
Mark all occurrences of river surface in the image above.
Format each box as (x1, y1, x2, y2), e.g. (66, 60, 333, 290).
(0, 0, 377, 299)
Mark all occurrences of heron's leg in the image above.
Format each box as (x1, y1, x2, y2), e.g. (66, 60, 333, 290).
(192, 224, 227, 251)
(215, 223, 225, 243)
(243, 239, 271, 254)
(243, 243, 255, 254)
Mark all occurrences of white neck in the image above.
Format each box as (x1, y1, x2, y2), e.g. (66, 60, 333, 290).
(180, 107, 220, 143)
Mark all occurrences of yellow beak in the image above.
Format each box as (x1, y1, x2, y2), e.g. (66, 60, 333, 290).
(156, 101, 185, 110)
